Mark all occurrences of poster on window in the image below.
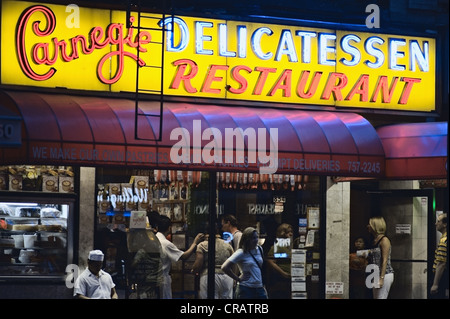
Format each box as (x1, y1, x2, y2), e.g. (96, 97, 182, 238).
(307, 207, 320, 229)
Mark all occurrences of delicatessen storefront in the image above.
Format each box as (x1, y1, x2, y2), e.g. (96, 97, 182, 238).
(0, 0, 447, 299)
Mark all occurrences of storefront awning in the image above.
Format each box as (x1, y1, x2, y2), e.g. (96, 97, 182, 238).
(0, 90, 386, 177)
(377, 122, 448, 179)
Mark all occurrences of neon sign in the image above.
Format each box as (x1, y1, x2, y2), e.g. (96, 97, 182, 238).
(170, 59, 421, 104)
(1, 1, 436, 111)
(16, 5, 151, 84)
(165, 19, 430, 71)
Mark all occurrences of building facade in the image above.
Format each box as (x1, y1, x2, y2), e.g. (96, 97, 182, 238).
(0, 0, 448, 299)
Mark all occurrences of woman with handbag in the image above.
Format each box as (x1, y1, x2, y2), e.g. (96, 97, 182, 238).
(221, 227, 268, 299)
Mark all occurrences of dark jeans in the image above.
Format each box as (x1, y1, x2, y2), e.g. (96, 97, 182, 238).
(429, 271, 449, 299)
(235, 284, 268, 299)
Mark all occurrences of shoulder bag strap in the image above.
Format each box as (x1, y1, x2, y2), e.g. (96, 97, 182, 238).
(249, 246, 263, 270)
(257, 245, 263, 257)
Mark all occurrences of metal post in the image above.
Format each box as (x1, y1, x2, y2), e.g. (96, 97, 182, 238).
(207, 172, 217, 299)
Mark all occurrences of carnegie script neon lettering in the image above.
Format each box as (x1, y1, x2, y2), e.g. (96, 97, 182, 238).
(17, 5, 151, 84)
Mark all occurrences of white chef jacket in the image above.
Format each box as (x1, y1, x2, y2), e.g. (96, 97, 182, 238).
(73, 268, 115, 299)
(156, 232, 184, 298)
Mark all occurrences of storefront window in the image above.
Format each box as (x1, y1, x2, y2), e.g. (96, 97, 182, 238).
(94, 168, 323, 299)
(217, 173, 322, 299)
(95, 168, 210, 298)
(0, 165, 76, 280)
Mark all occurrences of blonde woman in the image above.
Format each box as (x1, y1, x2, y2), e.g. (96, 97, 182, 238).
(367, 216, 394, 299)
(221, 227, 268, 299)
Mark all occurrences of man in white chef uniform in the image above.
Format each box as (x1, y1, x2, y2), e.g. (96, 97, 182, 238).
(73, 250, 118, 299)
(156, 215, 204, 298)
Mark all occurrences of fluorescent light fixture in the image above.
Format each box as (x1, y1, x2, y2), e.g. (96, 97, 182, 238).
(0, 202, 39, 206)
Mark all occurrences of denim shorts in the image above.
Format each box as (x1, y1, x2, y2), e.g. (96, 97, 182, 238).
(235, 284, 268, 299)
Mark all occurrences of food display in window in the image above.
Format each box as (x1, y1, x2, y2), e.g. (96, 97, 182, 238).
(16, 207, 41, 217)
(0, 201, 69, 277)
(40, 207, 62, 218)
(96, 170, 190, 231)
(0, 166, 75, 193)
(0, 204, 13, 216)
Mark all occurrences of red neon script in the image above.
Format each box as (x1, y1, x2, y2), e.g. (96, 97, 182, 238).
(16, 5, 151, 84)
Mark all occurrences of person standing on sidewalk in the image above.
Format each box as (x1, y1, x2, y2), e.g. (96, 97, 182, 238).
(73, 250, 118, 299)
(221, 227, 268, 299)
(430, 213, 448, 299)
(367, 216, 394, 299)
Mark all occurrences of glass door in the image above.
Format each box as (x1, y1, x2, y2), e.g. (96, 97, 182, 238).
(370, 189, 435, 299)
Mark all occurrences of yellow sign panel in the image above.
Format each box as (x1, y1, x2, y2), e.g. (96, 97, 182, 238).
(1, 1, 436, 111)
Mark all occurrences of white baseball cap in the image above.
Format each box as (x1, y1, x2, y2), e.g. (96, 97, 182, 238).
(88, 250, 104, 261)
